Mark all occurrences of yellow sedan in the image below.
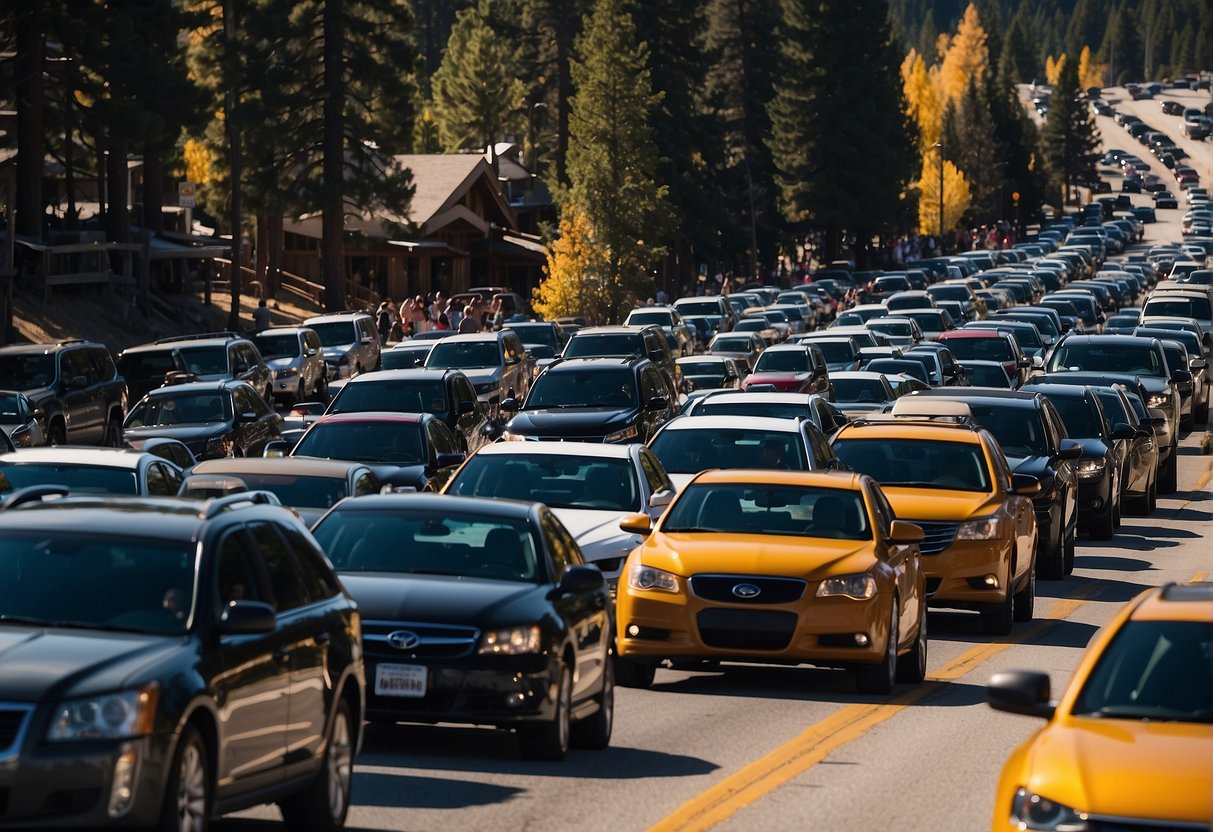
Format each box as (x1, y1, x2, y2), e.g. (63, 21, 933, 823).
(986, 582, 1212, 830)
(614, 469, 927, 694)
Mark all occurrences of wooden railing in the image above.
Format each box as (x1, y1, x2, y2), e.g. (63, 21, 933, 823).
(212, 258, 377, 312)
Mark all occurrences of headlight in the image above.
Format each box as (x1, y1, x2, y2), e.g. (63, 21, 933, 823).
(1009, 788, 1088, 831)
(11, 426, 32, 447)
(47, 684, 158, 742)
(604, 424, 640, 443)
(1147, 393, 1169, 408)
(1075, 457, 1106, 480)
(815, 574, 877, 600)
(627, 563, 679, 593)
(478, 625, 541, 655)
(956, 516, 1003, 540)
(474, 382, 497, 394)
(278, 366, 299, 376)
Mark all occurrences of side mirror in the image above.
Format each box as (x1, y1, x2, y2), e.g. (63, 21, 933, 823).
(360, 335, 374, 345)
(1054, 439, 1083, 461)
(986, 670, 1056, 719)
(646, 395, 669, 412)
(1031, 355, 1045, 368)
(233, 363, 249, 375)
(238, 410, 258, 423)
(219, 600, 277, 635)
(1172, 369, 1192, 383)
(556, 563, 606, 595)
(500, 396, 519, 413)
(619, 512, 652, 535)
(648, 489, 674, 509)
(457, 400, 477, 415)
(1109, 423, 1137, 441)
(888, 519, 924, 543)
(434, 451, 466, 469)
(1017, 356, 1032, 368)
(262, 440, 291, 458)
(1011, 472, 1042, 496)
(1191, 358, 1208, 371)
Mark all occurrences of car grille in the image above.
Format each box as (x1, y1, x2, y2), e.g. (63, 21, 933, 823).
(361, 620, 479, 660)
(904, 520, 960, 555)
(0, 705, 31, 756)
(1088, 816, 1210, 832)
(696, 609, 798, 650)
(690, 575, 806, 605)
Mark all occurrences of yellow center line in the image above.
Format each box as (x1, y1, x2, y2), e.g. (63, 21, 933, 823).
(648, 592, 1094, 832)
(1190, 570, 1208, 584)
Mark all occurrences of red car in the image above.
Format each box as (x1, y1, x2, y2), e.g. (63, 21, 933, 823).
(739, 343, 832, 395)
(934, 330, 1033, 387)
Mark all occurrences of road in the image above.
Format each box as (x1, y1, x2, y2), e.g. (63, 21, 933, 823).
(223, 97, 1212, 832)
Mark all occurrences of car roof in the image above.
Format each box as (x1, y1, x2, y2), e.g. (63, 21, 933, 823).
(830, 371, 890, 381)
(573, 326, 650, 335)
(145, 380, 245, 396)
(0, 340, 104, 355)
(662, 415, 807, 433)
(1060, 334, 1161, 346)
(256, 327, 310, 336)
(305, 312, 371, 323)
(345, 369, 453, 383)
(0, 496, 222, 539)
(700, 391, 821, 405)
(430, 332, 501, 344)
(323, 491, 536, 520)
(546, 357, 642, 372)
(1130, 583, 1213, 623)
(760, 343, 812, 353)
(121, 337, 241, 354)
(468, 441, 635, 460)
(308, 411, 425, 425)
(907, 388, 1041, 405)
(937, 330, 1009, 340)
(677, 355, 729, 364)
(1020, 382, 1097, 398)
(835, 418, 984, 443)
(689, 469, 864, 489)
(193, 457, 371, 477)
(0, 447, 152, 470)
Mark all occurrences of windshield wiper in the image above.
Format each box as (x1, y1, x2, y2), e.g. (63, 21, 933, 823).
(1087, 705, 1210, 722)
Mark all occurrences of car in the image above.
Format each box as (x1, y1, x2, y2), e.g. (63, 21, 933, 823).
(623, 306, 695, 356)
(1141, 288, 1213, 333)
(829, 400, 1039, 634)
(684, 391, 850, 435)
(502, 357, 679, 444)
(1103, 311, 1142, 334)
(122, 379, 284, 460)
(309, 493, 612, 761)
(0, 489, 363, 830)
(381, 340, 435, 370)
(133, 435, 199, 473)
(733, 316, 781, 346)
(323, 369, 495, 454)
(1154, 191, 1179, 209)
(252, 326, 328, 404)
(304, 311, 382, 379)
(935, 330, 1033, 387)
(829, 370, 898, 416)
(898, 308, 956, 341)
(905, 343, 968, 386)
(866, 316, 924, 347)
(1135, 326, 1210, 423)
(675, 355, 746, 391)
(0, 339, 127, 446)
(647, 414, 843, 490)
(505, 321, 568, 363)
(423, 329, 533, 413)
(1154, 338, 1202, 427)
(957, 360, 1015, 388)
(613, 469, 928, 693)
(0, 390, 44, 447)
(182, 456, 381, 523)
(284, 411, 467, 492)
(443, 441, 676, 584)
(117, 332, 275, 405)
(863, 358, 930, 387)
(739, 343, 831, 395)
(562, 325, 680, 389)
(805, 336, 863, 373)
(962, 320, 1051, 360)
(927, 283, 983, 320)
(986, 582, 1212, 832)
(672, 295, 737, 334)
(0, 446, 187, 498)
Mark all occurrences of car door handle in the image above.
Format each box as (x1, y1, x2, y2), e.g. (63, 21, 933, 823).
(273, 646, 291, 664)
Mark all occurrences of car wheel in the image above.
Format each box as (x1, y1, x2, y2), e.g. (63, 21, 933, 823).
(1038, 524, 1065, 580)
(157, 724, 210, 832)
(1160, 453, 1178, 493)
(1147, 476, 1158, 513)
(1112, 494, 1122, 528)
(103, 416, 121, 448)
(857, 598, 898, 694)
(571, 651, 614, 750)
(1063, 526, 1076, 575)
(279, 698, 354, 832)
(48, 420, 66, 446)
(980, 580, 1014, 636)
(615, 656, 656, 689)
(895, 604, 927, 684)
(295, 381, 305, 403)
(1013, 566, 1035, 623)
(315, 373, 327, 397)
(1089, 502, 1115, 540)
(519, 663, 571, 761)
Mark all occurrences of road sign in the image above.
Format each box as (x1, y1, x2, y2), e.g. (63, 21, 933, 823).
(178, 181, 196, 208)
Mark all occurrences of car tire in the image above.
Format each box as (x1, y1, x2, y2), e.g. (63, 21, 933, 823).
(47, 420, 66, 447)
(1038, 525, 1065, 580)
(1112, 494, 1122, 528)
(103, 416, 121, 448)
(895, 604, 927, 684)
(316, 373, 327, 398)
(571, 651, 614, 750)
(279, 698, 354, 832)
(519, 663, 571, 761)
(1013, 566, 1035, 623)
(1089, 503, 1115, 540)
(857, 599, 898, 694)
(1160, 453, 1178, 494)
(1063, 527, 1076, 575)
(1147, 476, 1158, 513)
(980, 582, 1014, 636)
(157, 724, 211, 832)
(615, 656, 656, 689)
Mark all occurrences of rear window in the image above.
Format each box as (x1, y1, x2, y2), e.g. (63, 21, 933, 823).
(661, 484, 871, 540)
(564, 334, 644, 359)
(1048, 343, 1164, 377)
(328, 379, 448, 418)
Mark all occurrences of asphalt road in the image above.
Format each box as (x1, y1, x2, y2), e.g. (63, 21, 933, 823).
(223, 101, 1212, 832)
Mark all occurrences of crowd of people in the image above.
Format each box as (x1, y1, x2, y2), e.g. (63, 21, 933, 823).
(373, 292, 506, 343)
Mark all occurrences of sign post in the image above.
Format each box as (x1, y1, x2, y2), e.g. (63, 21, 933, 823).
(178, 181, 196, 234)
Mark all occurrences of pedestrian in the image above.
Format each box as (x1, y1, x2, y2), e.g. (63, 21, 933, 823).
(435, 310, 450, 331)
(376, 301, 393, 343)
(400, 298, 415, 337)
(446, 298, 463, 332)
(411, 295, 428, 333)
(457, 305, 480, 334)
(252, 298, 271, 333)
(489, 297, 503, 331)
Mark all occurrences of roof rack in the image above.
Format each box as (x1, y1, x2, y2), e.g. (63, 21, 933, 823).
(155, 331, 242, 345)
(1159, 581, 1213, 602)
(201, 490, 282, 519)
(1, 485, 70, 511)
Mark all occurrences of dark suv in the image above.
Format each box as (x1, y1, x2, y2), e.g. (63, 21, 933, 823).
(118, 332, 274, 405)
(0, 489, 363, 830)
(562, 325, 681, 392)
(503, 357, 680, 443)
(0, 340, 127, 446)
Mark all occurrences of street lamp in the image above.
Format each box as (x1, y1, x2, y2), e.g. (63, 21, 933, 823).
(934, 142, 944, 242)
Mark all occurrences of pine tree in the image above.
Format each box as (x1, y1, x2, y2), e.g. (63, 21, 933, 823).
(1039, 56, 1099, 209)
(939, 3, 988, 105)
(998, 12, 1037, 85)
(519, 0, 590, 185)
(431, 0, 527, 153)
(1099, 7, 1143, 85)
(953, 77, 1003, 224)
(562, 0, 669, 321)
(768, 0, 917, 263)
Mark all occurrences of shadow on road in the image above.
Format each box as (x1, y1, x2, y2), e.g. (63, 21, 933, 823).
(350, 772, 523, 809)
(1073, 553, 1158, 572)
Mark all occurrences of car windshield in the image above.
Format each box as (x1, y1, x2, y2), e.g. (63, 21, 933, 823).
(1004, 313, 1060, 338)
(564, 334, 644, 359)
(447, 454, 640, 511)
(814, 341, 855, 362)
(1071, 620, 1212, 724)
(961, 363, 1013, 388)
(711, 336, 754, 353)
(964, 403, 1050, 455)
(526, 368, 637, 409)
(903, 311, 943, 329)
(831, 377, 890, 403)
(328, 379, 448, 419)
(0, 533, 194, 635)
(218, 472, 351, 509)
(252, 333, 300, 358)
(753, 350, 811, 373)
(695, 401, 807, 420)
(832, 438, 991, 491)
(0, 353, 56, 390)
(294, 421, 424, 464)
(175, 346, 229, 375)
(381, 348, 429, 370)
(1048, 344, 1165, 377)
(1144, 297, 1212, 320)
(118, 351, 177, 382)
(125, 392, 232, 427)
(315, 511, 542, 583)
(1045, 394, 1104, 438)
(678, 361, 726, 377)
(627, 311, 673, 327)
(0, 463, 138, 496)
(943, 337, 1013, 361)
(650, 428, 807, 474)
(930, 286, 971, 301)
(309, 321, 358, 346)
(662, 484, 870, 540)
(426, 341, 501, 370)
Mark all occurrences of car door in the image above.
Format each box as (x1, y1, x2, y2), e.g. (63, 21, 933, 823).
(60, 348, 102, 442)
(870, 483, 919, 643)
(234, 384, 279, 454)
(990, 442, 1033, 584)
(541, 511, 608, 703)
(424, 420, 462, 490)
(638, 448, 675, 518)
(452, 374, 489, 453)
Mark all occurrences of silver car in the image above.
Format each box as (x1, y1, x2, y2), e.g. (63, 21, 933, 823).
(252, 327, 327, 404)
(304, 311, 382, 379)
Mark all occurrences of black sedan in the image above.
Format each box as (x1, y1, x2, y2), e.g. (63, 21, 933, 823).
(122, 379, 283, 460)
(311, 493, 613, 761)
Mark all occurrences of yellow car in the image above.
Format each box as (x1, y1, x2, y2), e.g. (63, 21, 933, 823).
(830, 401, 1039, 635)
(986, 582, 1212, 830)
(614, 469, 927, 694)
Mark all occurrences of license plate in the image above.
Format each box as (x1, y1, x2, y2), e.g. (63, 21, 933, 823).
(374, 663, 427, 698)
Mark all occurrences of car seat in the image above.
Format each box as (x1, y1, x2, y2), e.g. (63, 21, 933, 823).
(482, 528, 529, 579)
(698, 490, 743, 531)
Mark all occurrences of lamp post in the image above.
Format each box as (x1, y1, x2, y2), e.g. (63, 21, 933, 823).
(934, 142, 944, 243)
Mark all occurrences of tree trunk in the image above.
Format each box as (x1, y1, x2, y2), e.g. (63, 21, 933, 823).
(15, 11, 46, 241)
(321, 0, 346, 311)
(142, 144, 164, 233)
(105, 142, 129, 243)
(224, 0, 242, 331)
(63, 84, 77, 230)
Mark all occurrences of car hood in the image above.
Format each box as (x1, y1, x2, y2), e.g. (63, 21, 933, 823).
(322, 345, 356, 360)
(508, 407, 635, 435)
(0, 627, 182, 702)
(459, 368, 503, 386)
(265, 356, 302, 372)
(880, 488, 1001, 521)
(635, 532, 874, 578)
(338, 573, 547, 626)
(552, 507, 644, 553)
(1021, 719, 1212, 823)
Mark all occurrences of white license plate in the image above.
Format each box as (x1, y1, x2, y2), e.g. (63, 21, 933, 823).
(374, 663, 427, 698)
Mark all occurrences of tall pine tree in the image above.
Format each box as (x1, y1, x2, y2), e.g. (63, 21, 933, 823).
(1039, 55, 1099, 209)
